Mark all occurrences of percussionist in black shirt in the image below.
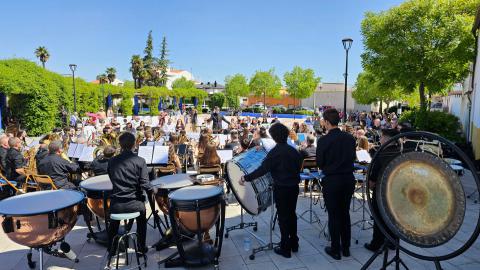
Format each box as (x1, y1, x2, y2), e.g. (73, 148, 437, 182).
(316, 109, 356, 260)
(107, 132, 151, 254)
(5, 137, 27, 184)
(90, 145, 116, 176)
(37, 140, 80, 189)
(0, 136, 9, 173)
(239, 123, 302, 258)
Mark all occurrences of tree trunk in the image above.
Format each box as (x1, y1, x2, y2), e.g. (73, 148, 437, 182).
(42, 61, 45, 69)
(379, 100, 383, 113)
(419, 81, 426, 111)
(386, 101, 390, 111)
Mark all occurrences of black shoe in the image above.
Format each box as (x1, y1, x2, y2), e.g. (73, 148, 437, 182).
(364, 243, 381, 252)
(324, 247, 341, 260)
(387, 243, 396, 250)
(138, 246, 148, 255)
(291, 244, 299, 253)
(342, 247, 350, 257)
(274, 246, 291, 258)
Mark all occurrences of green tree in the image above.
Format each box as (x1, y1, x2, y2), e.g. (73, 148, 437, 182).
(209, 92, 225, 109)
(361, 0, 479, 111)
(158, 36, 170, 87)
(353, 71, 404, 112)
(171, 77, 196, 89)
(105, 67, 117, 84)
(283, 66, 321, 108)
(96, 73, 108, 85)
(34, 46, 50, 69)
(130, 55, 144, 88)
(143, 30, 154, 64)
(225, 74, 249, 108)
(248, 69, 282, 109)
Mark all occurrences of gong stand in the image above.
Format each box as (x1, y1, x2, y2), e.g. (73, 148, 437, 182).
(362, 131, 480, 270)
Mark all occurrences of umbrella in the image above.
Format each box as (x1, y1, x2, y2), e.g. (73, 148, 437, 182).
(106, 94, 112, 108)
(133, 95, 139, 115)
(193, 97, 198, 107)
(158, 97, 163, 110)
(173, 96, 177, 108)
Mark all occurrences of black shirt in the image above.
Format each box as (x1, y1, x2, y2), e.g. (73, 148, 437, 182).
(300, 145, 317, 159)
(90, 157, 110, 176)
(6, 148, 25, 180)
(368, 144, 401, 183)
(316, 128, 356, 177)
(244, 143, 302, 187)
(0, 146, 8, 173)
(108, 150, 151, 201)
(210, 112, 230, 130)
(37, 153, 80, 189)
(35, 147, 49, 169)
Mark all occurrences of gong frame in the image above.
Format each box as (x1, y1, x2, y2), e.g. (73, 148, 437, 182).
(366, 131, 480, 262)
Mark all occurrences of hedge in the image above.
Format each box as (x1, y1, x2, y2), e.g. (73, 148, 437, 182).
(0, 59, 208, 135)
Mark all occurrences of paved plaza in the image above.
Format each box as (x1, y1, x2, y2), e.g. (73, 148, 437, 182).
(1, 170, 480, 270)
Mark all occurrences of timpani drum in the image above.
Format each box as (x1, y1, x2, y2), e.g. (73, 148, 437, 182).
(168, 185, 224, 233)
(226, 147, 273, 216)
(152, 174, 194, 214)
(80, 174, 112, 219)
(0, 190, 84, 248)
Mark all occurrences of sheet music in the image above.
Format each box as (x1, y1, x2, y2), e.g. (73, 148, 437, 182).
(155, 140, 165, 146)
(28, 139, 40, 149)
(146, 141, 155, 146)
(218, 134, 229, 146)
(356, 150, 372, 163)
(260, 138, 276, 152)
(67, 143, 78, 158)
(78, 146, 96, 162)
(138, 146, 154, 164)
(217, 150, 233, 163)
(73, 143, 85, 159)
(152, 145, 169, 164)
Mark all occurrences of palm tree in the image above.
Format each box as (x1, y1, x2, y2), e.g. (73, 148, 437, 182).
(34, 46, 50, 68)
(105, 67, 117, 84)
(96, 74, 108, 84)
(130, 55, 143, 88)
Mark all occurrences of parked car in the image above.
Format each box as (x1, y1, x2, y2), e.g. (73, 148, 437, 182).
(430, 102, 444, 112)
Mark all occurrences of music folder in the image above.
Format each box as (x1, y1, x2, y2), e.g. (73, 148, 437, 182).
(138, 146, 154, 164)
(356, 149, 372, 163)
(73, 144, 85, 159)
(78, 146, 96, 162)
(152, 145, 169, 164)
(67, 143, 78, 158)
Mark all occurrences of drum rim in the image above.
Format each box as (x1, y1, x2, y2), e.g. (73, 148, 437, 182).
(80, 175, 112, 191)
(168, 185, 223, 201)
(0, 190, 85, 216)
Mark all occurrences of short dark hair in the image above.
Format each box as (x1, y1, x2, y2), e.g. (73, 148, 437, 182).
(268, 123, 289, 144)
(103, 145, 116, 158)
(323, 108, 340, 126)
(119, 132, 135, 150)
(259, 126, 268, 138)
(381, 128, 399, 139)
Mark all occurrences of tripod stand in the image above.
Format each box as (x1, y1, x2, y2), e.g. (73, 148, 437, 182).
(299, 173, 328, 238)
(361, 239, 411, 270)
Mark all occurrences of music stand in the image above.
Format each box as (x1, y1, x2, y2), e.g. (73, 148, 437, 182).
(298, 172, 328, 238)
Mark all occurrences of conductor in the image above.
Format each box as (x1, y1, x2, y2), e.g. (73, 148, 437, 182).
(107, 132, 152, 254)
(316, 108, 356, 260)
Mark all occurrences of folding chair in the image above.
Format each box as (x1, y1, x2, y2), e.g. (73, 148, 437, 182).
(32, 174, 58, 190)
(301, 157, 318, 193)
(0, 172, 24, 197)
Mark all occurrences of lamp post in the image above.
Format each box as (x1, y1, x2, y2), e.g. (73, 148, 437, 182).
(342, 38, 353, 123)
(69, 64, 77, 113)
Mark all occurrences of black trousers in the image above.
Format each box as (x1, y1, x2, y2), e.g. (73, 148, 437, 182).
(107, 199, 147, 252)
(274, 185, 299, 251)
(322, 174, 355, 253)
(370, 189, 395, 248)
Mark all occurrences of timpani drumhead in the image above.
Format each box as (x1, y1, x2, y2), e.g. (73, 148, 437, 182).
(80, 174, 112, 191)
(169, 185, 223, 201)
(0, 190, 85, 216)
(151, 174, 194, 190)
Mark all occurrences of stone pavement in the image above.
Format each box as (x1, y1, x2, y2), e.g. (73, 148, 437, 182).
(1, 170, 480, 270)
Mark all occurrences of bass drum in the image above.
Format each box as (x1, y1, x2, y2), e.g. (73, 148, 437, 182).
(0, 190, 84, 248)
(226, 147, 273, 216)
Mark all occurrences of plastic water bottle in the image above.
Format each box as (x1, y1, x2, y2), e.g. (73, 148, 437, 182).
(243, 237, 251, 252)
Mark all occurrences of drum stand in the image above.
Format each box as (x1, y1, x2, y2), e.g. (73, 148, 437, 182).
(224, 208, 258, 238)
(248, 185, 278, 260)
(27, 241, 79, 270)
(351, 179, 373, 232)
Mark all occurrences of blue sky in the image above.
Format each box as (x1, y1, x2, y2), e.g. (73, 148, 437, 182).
(0, 0, 403, 85)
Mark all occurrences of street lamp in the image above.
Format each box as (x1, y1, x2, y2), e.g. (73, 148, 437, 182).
(342, 38, 353, 123)
(69, 64, 77, 113)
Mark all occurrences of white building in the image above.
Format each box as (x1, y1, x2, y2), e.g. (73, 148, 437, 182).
(301, 82, 373, 112)
(165, 68, 194, 89)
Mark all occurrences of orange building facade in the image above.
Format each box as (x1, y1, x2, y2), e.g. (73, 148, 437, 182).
(246, 90, 296, 107)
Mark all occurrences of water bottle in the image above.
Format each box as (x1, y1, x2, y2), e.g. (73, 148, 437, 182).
(243, 237, 251, 252)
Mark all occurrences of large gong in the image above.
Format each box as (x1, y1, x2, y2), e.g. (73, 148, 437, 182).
(377, 151, 466, 247)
